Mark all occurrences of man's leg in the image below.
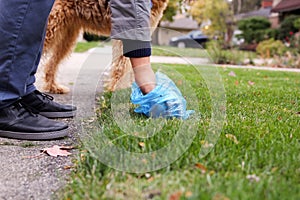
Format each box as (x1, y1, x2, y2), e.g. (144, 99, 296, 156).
(0, 0, 55, 108)
(21, 26, 77, 119)
(25, 40, 43, 95)
(0, 0, 69, 140)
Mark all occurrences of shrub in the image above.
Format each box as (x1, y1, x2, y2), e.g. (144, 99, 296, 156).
(256, 38, 286, 58)
(265, 28, 279, 40)
(293, 18, 300, 30)
(237, 17, 271, 44)
(238, 16, 271, 30)
(207, 40, 243, 64)
(278, 15, 299, 41)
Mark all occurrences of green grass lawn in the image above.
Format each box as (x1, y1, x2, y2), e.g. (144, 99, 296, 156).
(152, 45, 208, 58)
(152, 46, 257, 60)
(74, 42, 257, 60)
(74, 41, 104, 52)
(62, 64, 300, 200)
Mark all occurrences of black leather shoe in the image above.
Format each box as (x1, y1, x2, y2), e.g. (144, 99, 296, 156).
(21, 90, 76, 118)
(0, 102, 68, 140)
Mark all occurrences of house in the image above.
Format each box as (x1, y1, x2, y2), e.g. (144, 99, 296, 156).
(152, 14, 199, 45)
(269, 0, 281, 28)
(271, 0, 300, 21)
(235, 0, 273, 21)
(234, 0, 281, 28)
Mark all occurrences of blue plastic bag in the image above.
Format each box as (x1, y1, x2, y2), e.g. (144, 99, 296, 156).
(130, 72, 194, 119)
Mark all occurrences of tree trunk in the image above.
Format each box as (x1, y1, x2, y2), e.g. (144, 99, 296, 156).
(237, 0, 242, 14)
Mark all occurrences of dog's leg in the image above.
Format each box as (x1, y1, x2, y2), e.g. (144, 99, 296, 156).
(43, 25, 81, 94)
(43, 56, 70, 94)
(104, 40, 133, 91)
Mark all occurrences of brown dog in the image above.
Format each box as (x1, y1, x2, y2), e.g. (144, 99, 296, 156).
(42, 0, 169, 93)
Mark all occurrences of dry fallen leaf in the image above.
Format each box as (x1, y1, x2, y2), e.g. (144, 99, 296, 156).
(42, 145, 73, 157)
(169, 191, 182, 200)
(213, 193, 230, 200)
(271, 167, 278, 173)
(228, 71, 236, 77)
(142, 159, 148, 164)
(201, 140, 214, 148)
(185, 191, 193, 198)
(225, 134, 239, 144)
(147, 177, 154, 182)
(248, 81, 255, 86)
(246, 174, 260, 182)
(177, 80, 183, 86)
(195, 163, 207, 173)
(64, 165, 74, 170)
(139, 142, 145, 148)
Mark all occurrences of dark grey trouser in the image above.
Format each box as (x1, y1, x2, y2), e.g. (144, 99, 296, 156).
(0, 0, 55, 109)
(110, 0, 152, 57)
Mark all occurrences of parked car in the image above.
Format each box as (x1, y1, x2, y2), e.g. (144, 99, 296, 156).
(169, 30, 209, 48)
(231, 30, 244, 46)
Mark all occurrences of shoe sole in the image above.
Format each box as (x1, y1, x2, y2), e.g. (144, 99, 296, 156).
(0, 128, 68, 140)
(39, 111, 76, 119)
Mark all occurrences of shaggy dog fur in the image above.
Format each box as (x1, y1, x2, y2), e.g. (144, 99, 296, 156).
(42, 0, 169, 93)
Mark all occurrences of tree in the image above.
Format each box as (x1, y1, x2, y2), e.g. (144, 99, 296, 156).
(161, 0, 180, 21)
(232, 0, 261, 14)
(161, 0, 192, 22)
(189, 0, 233, 40)
(188, 0, 205, 25)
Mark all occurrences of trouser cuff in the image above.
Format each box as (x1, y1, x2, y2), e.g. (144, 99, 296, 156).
(122, 39, 151, 58)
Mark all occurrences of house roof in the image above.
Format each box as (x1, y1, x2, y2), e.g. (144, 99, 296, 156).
(272, 0, 300, 12)
(235, 8, 272, 21)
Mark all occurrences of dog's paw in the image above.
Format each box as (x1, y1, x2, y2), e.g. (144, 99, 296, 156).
(44, 84, 70, 94)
